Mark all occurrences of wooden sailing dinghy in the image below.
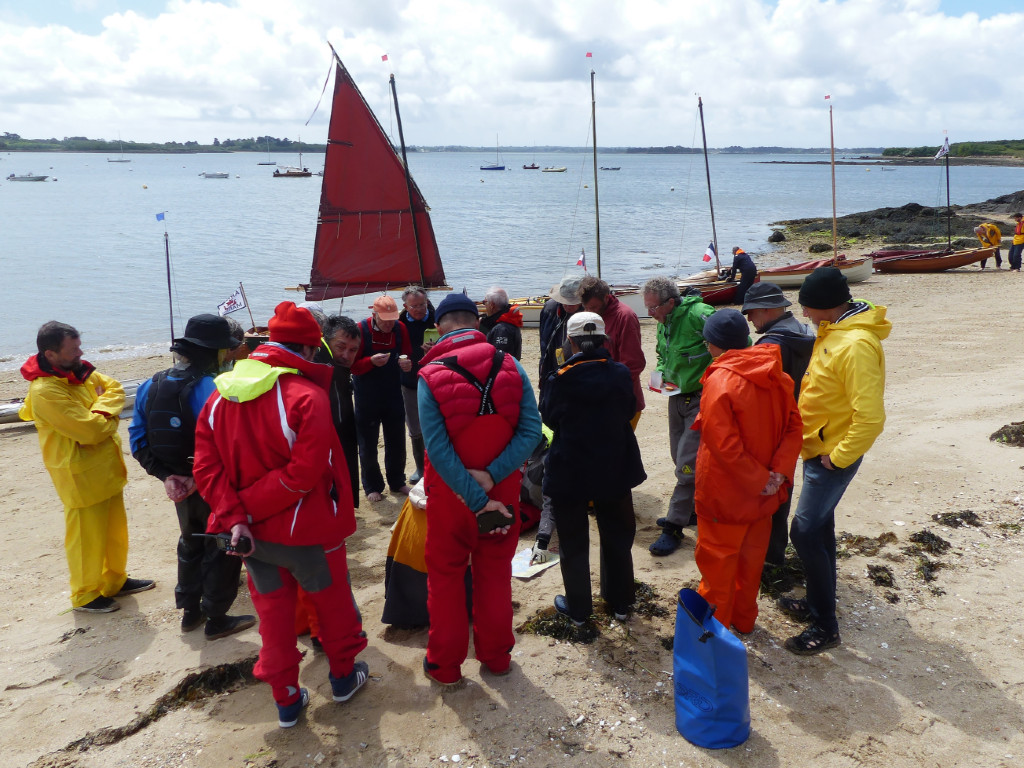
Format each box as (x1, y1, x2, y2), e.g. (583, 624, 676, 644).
(301, 47, 448, 301)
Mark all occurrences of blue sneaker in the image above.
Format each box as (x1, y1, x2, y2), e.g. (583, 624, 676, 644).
(330, 661, 369, 702)
(553, 595, 585, 627)
(276, 688, 309, 728)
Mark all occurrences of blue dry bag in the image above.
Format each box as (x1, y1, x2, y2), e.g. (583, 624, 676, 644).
(672, 588, 750, 749)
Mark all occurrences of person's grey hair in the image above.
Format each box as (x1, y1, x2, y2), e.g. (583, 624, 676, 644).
(223, 315, 245, 342)
(402, 285, 427, 301)
(484, 287, 508, 305)
(304, 307, 327, 331)
(643, 276, 680, 304)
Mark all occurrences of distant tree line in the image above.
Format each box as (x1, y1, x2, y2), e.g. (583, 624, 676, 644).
(883, 139, 1024, 159)
(0, 133, 326, 153)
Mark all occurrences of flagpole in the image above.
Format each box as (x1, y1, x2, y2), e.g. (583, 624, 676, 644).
(945, 146, 952, 251)
(161, 215, 175, 343)
(238, 282, 256, 330)
(590, 68, 602, 279)
(697, 97, 721, 272)
(389, 70, 426, 286)
(829, 102, 838, 265)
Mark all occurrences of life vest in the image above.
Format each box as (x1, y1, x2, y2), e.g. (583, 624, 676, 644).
(145, 367, 205, 475)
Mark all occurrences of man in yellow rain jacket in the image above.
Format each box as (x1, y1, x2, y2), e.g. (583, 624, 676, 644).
(777, 267, 890, 656)
(20, 322, 154, 613)
(974, 222, 1001, 269)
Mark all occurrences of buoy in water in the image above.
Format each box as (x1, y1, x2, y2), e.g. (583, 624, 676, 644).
(142, 184, 148, 189)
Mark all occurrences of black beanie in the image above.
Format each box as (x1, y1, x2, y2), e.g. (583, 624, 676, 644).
(702, 309, 751, 351)
(799, 266, 852, 309)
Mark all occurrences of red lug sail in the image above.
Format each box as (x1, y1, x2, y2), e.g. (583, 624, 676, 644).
(306, 58, 446, 301)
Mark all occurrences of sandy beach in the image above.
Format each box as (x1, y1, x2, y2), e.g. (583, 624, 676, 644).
(3, 241, 1024, 768)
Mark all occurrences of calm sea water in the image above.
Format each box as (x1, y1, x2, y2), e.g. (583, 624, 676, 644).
(3, 149, 1023, 366)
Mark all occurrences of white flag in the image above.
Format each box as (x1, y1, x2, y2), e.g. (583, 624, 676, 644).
(218, 288, 246, 316)
(934, 137, 950, 160)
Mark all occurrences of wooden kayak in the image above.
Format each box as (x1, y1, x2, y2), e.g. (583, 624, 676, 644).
(759, 256, 873, 288)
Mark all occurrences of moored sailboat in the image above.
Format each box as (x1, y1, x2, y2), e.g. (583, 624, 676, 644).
(301, 46, 447, 300)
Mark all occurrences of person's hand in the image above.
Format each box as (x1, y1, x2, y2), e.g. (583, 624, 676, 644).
(421, 339, 435, 352)
(530, 545, 553, 564)
(476, 499, 514, 535)
(820, 454, 835, 471)
(760, 471, 785, 496)
(371, 352, 390, 367)
(164, 475, 190, 502)
(398, 356, 413, 372)
(467, 468, 495, 492)
(229, 523, 255, 557)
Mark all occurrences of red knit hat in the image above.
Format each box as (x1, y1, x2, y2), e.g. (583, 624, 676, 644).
(268, 301, 322, 347)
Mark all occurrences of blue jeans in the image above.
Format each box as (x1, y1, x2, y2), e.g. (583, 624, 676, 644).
(789, 455, 862, 634)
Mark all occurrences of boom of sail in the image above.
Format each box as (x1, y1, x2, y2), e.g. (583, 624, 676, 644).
(304, 54, 447, 300)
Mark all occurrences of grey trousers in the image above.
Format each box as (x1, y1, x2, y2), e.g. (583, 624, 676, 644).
(666, 391, 702, 527)
(401, 385, 421, 439)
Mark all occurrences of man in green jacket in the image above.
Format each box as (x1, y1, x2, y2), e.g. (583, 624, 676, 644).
(642, 277, 715, 555)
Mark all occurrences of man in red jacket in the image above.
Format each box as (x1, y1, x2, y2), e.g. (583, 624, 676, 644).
(193, 302, 369, 729)
(693, 309, 802, 634)
(579, 277, 646, 427)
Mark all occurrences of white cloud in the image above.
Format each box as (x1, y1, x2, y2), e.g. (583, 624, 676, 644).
(1, 0, 1023, 147)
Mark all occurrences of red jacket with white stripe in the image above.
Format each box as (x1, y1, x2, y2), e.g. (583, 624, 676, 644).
(193, 343, 355, 547)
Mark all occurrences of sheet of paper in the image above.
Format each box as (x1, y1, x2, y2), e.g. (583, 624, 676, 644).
(511, 546, 560, 579)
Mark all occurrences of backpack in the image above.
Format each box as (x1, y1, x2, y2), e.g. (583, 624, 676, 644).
(144, 367, 205, 475)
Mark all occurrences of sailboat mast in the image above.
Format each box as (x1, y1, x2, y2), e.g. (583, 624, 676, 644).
(591, 69, 602, 278)
(697, 97, 720, 272)
(944, 150, 952, 250)
(829, 103, 838, 264)
(390, 73, 426, 286)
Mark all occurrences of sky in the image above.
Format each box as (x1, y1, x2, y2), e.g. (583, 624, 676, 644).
(2, 0, 1023, 149)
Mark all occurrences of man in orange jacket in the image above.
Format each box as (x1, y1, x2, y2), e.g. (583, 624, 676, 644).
(692, 309, 802, 634)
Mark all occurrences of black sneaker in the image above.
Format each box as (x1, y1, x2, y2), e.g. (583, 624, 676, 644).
(277, 688, 309, 728)
(181, 607, 206, 633)
(205, 614, 257, 640)
(117, 578, 156, 596)
(74, 596, 120, 613)
(553, 595, 585, 627)
(330, 661, 369, 702)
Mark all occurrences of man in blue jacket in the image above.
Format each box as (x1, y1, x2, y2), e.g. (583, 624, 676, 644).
(130, 314, 255, 639)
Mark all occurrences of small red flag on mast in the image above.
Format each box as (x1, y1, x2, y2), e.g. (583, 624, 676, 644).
(585, 52, 592, 57)
(381, 54, 389, 62)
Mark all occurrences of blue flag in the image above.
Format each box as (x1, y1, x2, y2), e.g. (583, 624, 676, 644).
(155, 212, 165, 221)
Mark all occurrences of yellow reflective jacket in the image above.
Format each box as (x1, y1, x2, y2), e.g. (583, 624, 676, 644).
(20, 365, 127, 508)
(799, 301, 890, 468)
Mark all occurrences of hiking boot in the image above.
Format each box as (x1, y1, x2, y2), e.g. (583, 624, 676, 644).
(74, 596, 119, 613)
(205, 614, 257, 640)
(330, 661, 369, 702)
(277, 688, 309, 728)
(553, 595, 585, 627)
(423, 656, 463, 687)
(116, 577, 156, 596)
(181, 607, 206, 633)
(649, 525, 684, 556)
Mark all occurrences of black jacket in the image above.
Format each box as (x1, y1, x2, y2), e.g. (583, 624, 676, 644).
(540, 348, 646, 501)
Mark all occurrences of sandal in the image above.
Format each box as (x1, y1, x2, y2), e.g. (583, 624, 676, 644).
(776, 596, 811, 621)
(784, 624, 841, 656)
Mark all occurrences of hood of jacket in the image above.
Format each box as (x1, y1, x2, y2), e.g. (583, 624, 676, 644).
(21, 353, 95, 386)
(497, 306, 524, 327)
(701, 343, 788, 390)
(814, 301, 891, 343)
(213, 343, 332, 403)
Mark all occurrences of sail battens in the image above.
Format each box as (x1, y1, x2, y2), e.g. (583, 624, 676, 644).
(307, 55, 445, 301)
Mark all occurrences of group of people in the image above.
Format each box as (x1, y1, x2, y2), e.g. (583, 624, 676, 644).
(973, 213, 1024, 270)
(20, 261, 888, 727)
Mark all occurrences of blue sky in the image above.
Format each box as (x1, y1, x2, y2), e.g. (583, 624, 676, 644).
(3, 1, 1024, 147)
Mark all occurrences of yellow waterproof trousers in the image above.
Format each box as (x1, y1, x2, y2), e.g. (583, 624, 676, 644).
(64, 494, 128, 607)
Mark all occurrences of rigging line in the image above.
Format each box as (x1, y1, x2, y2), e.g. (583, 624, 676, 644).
(305, 51, 336, 127)
(563, 113, 596, 274)
(674, 107, 701, 274)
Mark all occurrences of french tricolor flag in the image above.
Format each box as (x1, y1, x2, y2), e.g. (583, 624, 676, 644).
(702, 242, 716, 263)
(577, 248, 587, 271)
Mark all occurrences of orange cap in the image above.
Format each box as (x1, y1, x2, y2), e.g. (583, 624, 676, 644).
(371, 295, 400, 321)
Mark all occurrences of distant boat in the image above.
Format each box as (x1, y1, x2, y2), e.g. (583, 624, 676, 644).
(107, 134, 131, 163)
(257, 137, 277, 165)
(599, 166, 621, 171)
(200, 172, 229, 179)
(541, 166, 567, 173)
(274, 137, 312, 177)
(523, 163, 539, 170)
(480, 135, 505, 170)
(7, 172, 48, 181)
